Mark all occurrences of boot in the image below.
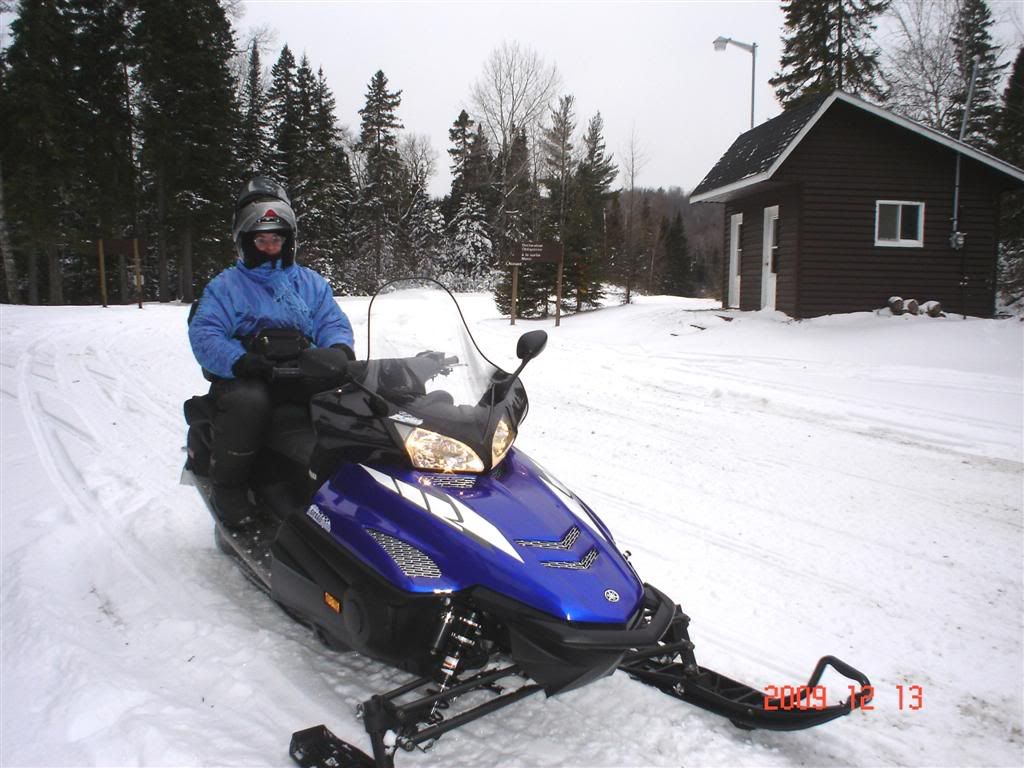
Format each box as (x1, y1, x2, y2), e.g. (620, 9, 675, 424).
(209, 446, 260, 529)
(211, 483, 258, 528)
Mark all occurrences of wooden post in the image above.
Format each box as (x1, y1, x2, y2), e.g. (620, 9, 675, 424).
(555, 252, 564, 327)
(132, 238, 143, 309)
(97, 239, 108, 307)
(510, 265, 519, 326)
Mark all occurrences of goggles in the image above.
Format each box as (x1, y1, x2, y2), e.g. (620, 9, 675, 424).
(253, 233, 286, 247)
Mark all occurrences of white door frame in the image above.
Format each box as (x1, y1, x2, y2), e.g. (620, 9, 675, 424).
(761, 206, 779, 311)
(728, 213, 742, 308)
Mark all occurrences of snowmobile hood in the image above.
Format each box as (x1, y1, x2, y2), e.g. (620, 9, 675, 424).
(308, 447, 644, 624)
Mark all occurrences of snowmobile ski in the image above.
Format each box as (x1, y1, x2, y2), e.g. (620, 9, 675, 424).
(618, 607, 874, 731)
(290, 725, 375, 768)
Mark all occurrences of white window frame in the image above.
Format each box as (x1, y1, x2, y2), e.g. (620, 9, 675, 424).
(875, 200, 925, 247)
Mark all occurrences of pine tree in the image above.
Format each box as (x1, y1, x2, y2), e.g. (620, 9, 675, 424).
(239, 41, 270, 175)
(564, 112, 617, 310)
(948, 0, 1007, 149)
(267, 45, 300, 185)
(446, 109, 475, 217)
(493, 127, 548, 318)
(354, 70, 403, 286)
(659, 212, 692, 296)
(995, 47, 1023, 306)
(296, 66, 353, 285)
(65, 0, 137, 303)
(465, 125, 498, 225)
(771, 0, 890, 109)
(442, 193, 493, 289)
(2, 0, 78, 304)
(604, 196, 625, 294)
(540, 95, 576, 239)
(134, 0, 240, 301)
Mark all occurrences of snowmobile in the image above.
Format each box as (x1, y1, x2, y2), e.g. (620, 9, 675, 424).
(181, 278, 873, 768)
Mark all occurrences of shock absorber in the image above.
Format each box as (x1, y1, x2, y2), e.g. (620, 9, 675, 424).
(429, 608, 482, 720)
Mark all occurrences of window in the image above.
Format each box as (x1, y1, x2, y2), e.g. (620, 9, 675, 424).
(875, 201, 924, 247)
(771, 218, 780, 273)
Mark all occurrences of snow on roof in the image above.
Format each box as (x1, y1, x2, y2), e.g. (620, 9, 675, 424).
(690, 90, 1024, 203)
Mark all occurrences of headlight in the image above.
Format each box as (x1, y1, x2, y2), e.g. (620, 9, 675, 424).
(404, 427, 484, 473)
(491, 417, 515, 467)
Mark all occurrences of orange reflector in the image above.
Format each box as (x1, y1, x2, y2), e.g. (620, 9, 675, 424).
(323, 592, 341, 613)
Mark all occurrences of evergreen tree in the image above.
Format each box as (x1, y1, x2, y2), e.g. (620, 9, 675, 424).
(465, 125, 498, 225)
(637, 197, 655, 293)
(948, 0, 1007, 148)
(65, 0, 137, 304)
(296, 66, 353, 285)
(441, 193, 493, 289)
(239, 41, 270, 175)
(540, 95, 576, 239)
(1, 0, 78, 304)
(659, 211, 692, 296)
(354, 70, 403, 286)
(445, 109, 475, 218)
(494, 127, 547, 317)
(134, 0, 240, 301)
(995, 47, 1024, 306)
(771, 0, 890, 109)
(604, 196, 625, 293)
(564, 112, 617, 310)
(266, 46, 300, 184)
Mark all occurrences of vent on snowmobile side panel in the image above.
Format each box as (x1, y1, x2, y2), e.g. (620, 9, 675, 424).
(515, 526, 581, 550)
(421, 474, 476, 489)
(366, 529, 442, 578)
(541, 547, 599, 570)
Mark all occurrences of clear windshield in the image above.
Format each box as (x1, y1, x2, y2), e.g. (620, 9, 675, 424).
(365, 278, 506, 407)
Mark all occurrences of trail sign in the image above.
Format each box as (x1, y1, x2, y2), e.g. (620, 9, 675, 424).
(508, 241, 563, 266)
(507, 241, 566, 327)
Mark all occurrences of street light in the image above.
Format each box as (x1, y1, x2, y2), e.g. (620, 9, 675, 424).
(713, 35, 757, 130)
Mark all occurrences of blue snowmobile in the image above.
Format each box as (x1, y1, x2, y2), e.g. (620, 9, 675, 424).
(182, 278, 872, 768)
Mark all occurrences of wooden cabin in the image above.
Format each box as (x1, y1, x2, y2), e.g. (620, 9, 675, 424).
(690, 91, 1024, 318)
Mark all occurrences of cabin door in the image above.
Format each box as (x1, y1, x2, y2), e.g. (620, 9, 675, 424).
(728, 213, 742, 308)
(761, 206, 779, 311)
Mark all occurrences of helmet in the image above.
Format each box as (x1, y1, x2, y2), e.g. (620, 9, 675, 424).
(236, 176, 291, 209)
(232, 177, 298, 267)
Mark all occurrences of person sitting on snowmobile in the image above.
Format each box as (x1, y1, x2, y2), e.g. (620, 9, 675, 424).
(188, 177, 354, 527)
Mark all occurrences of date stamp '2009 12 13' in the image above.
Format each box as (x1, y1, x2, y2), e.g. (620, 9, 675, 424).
(763, 684, 923, 711)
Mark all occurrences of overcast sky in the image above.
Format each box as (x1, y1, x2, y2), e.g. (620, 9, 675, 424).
(237, 0, 791, 198)
(1, 1, 1019, 199)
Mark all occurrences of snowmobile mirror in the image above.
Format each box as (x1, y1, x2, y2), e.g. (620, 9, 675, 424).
(516, 330, 548, 363)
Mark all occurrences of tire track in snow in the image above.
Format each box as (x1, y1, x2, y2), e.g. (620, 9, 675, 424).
(14, 331, 166, 587)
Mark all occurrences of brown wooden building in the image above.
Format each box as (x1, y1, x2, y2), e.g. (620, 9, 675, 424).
(690, 91, 1024, 318)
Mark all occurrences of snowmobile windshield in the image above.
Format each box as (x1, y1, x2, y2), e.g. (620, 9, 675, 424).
(358, 278, 527, 472)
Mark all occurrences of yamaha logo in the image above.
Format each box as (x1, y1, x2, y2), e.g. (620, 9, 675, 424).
(604, 589, 620, 603)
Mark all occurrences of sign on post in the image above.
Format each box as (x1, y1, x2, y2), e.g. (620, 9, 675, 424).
(96, 238, 145, 309)
(507, 242, 565, 326)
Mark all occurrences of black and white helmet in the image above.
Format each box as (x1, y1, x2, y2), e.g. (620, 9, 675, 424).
(232, 177, 298, 267)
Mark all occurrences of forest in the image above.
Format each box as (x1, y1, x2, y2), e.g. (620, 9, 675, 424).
(0, 0, 1021, 314)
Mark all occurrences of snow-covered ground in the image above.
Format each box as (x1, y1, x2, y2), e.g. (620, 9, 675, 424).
(2, 294, 1021, 768)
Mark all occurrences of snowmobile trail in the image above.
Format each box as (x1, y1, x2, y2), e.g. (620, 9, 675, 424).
(2, 299, 1022, 768)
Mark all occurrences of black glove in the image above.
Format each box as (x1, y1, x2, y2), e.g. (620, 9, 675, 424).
(330, 343, 356, 361)
(299, 347, 349, 381)
(231, 352, 275, 379)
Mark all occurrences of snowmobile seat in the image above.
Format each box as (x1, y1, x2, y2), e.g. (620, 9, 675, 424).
(265, 403, 317, 468)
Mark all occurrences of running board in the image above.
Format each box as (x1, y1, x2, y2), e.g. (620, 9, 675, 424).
(618, 610, 873, 731)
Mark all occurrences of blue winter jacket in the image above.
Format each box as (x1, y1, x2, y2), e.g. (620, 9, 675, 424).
(189, 258, 354, 379)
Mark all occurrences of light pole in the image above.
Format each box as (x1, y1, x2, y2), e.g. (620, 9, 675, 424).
(713, 36, 757, 130)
